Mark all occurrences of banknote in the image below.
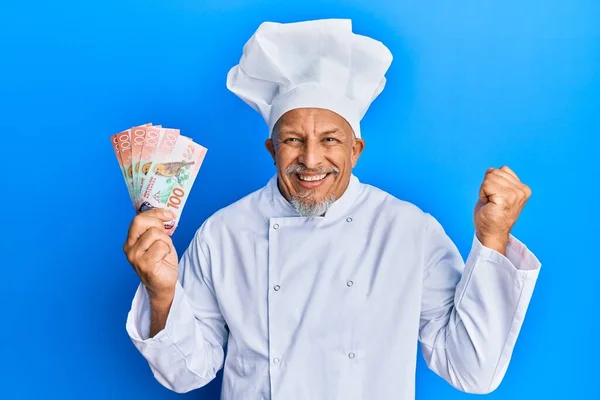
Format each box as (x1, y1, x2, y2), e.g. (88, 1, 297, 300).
(113, 123, 152, 194)
(110, 130, 132, 199)
(137, 136, 207, 235)
(115, 129, 134, 195)
(130, 125, 147, 194)
(111, 123, 207, 234)
(134, 127, 180, 204)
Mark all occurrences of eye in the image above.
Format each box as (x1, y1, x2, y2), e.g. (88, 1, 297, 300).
(283, 138, 302, 144)
(323, 137, 339, 143)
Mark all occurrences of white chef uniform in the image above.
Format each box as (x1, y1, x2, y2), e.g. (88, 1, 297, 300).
(125, 19, 542, 399)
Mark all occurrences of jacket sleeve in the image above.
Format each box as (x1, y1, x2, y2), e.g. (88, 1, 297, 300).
(418, 213, 541, 394)
(125, 231, 228, 394)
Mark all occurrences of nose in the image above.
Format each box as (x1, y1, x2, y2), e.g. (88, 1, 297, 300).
(297, 138, 324, 169)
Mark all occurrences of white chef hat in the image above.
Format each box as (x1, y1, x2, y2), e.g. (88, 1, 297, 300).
(226, 19, 393, 138)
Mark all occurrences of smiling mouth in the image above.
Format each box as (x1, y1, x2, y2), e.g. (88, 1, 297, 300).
(297, 173, 329, 182)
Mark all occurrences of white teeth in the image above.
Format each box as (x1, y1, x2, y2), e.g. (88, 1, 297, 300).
(298, 174, 327, 182)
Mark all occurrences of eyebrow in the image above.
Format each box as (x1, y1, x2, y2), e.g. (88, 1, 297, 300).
(319, 129, 343, 136)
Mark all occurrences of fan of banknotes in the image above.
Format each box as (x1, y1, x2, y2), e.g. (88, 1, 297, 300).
(110, 123, 207, 234)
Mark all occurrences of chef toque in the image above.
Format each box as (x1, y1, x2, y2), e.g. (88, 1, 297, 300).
(226, 19, 393, 139)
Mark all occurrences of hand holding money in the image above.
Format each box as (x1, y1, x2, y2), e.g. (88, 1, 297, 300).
(123, 208, 179, 336)
(112, 123, 206, 336)
(123, 208, 179, 300)
(110, 123, 207, 235)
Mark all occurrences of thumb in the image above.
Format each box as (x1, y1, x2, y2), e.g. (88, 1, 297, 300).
(479, 168, 495, 203)
(478, 186, 490, 204)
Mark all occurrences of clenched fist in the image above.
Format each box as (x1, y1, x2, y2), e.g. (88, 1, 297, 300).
(123, 208, 179, 324)
(474, 166, 532, 255)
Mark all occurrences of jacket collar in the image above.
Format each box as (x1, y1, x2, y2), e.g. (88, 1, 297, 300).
(267, 173, 363, 220)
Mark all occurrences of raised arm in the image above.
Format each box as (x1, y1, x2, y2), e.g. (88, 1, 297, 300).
(124, 211, 228, 393)
(419, 166, 541, 393)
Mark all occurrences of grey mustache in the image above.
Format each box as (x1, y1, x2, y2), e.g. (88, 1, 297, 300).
(285, 164, 340, 176)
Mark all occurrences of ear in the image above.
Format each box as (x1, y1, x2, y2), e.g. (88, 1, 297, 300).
(265, 138, 276, 163)
(351, 138, 365, 167)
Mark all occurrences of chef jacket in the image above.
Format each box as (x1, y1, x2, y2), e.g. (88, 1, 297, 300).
(126, 173, 541, 399)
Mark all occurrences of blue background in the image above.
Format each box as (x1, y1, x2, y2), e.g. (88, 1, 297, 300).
(1, 0, 598, 399)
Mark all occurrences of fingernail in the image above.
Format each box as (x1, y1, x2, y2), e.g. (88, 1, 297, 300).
(164, 209, 174, 218)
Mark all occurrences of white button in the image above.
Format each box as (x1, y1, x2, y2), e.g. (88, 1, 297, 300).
(348, 352, 355, 359)
(347, 280, 354, 287)
(273, 358, 280, 364)
(274, 285, 281, 291)
(273, 223, 279, 229)
(346, 217, 353, 222)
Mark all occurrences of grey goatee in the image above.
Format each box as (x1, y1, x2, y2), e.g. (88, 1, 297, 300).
(285, 164, 339, 217)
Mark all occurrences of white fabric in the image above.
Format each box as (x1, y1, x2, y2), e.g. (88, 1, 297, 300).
(126, 174, 541, 399)
(226, 19, 393, 138)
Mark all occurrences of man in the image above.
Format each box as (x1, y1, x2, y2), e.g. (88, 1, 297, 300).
(124, 19, 541, 399)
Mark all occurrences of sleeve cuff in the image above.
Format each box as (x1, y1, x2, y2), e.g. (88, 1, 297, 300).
(469, 233, 542, 280)
(125, 280, 188, 347)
